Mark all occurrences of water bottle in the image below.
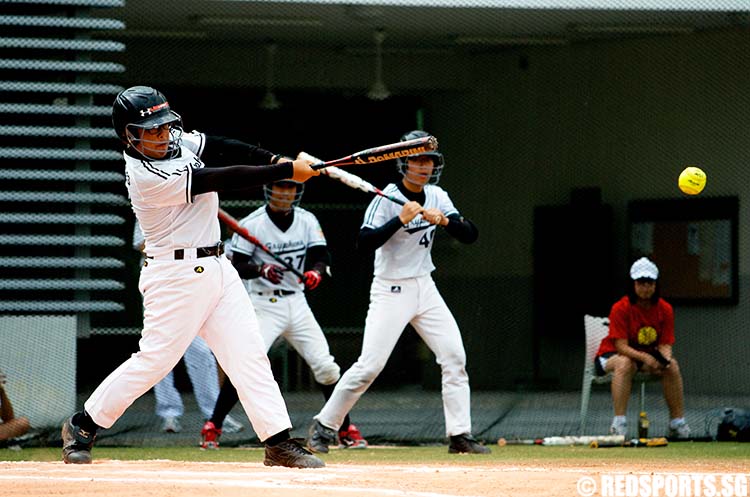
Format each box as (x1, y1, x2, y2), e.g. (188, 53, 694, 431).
(638, 411, 649, 439)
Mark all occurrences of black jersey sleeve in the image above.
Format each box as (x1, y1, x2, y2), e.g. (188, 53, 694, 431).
(191, 162, 293, 196)
(357, 216, 403, 253)
(231, 251, 263, 280)
(444, 213, 479, 244)
(305, 244, 331, 275)
(201, 135, 280, 168)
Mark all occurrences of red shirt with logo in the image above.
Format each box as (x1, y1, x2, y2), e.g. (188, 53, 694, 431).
(596, 296, 675, 357)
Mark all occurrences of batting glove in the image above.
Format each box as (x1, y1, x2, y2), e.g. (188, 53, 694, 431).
(302, 270, 322, 291)
(260, 264, 285, 284)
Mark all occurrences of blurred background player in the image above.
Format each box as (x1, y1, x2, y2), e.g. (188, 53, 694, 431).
(201, 179, 367, 450)
(61, 85, 323, 468)
(0, 370, 30, 443)
(308, 130, 490, 454)
(133, 221, 244, 434)
(595, 257, 690, 439)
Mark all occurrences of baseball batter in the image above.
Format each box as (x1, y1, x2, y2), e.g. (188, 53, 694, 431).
(61, 86, 324, 468)
(308, 130, 490, 454)
(201, 180, 367, 450)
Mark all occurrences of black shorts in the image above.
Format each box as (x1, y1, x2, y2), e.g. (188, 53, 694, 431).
(594, 352, 616, 376)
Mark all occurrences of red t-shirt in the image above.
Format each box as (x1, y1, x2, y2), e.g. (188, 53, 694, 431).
(596, 296, 675, 357)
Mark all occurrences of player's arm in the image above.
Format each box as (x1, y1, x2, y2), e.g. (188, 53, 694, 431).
(191, 158, 316, 196)
(302, 245, 330, 290)
(443, 214, 478, 244)
(200, 135, 284, 167)
(231, 251, 286, 284)
(358, 201, 421, 253)
(357, 218, 402, 253)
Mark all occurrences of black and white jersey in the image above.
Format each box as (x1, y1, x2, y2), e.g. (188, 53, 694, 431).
(231, 206, 326, 292)
(362, 183, 458, 279)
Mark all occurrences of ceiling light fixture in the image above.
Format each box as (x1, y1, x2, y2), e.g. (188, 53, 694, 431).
(259, 43, 281, 111)
(367, 29, 390, 101)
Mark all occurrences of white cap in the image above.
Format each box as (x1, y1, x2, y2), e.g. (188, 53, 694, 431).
(630, 257, 659, 280)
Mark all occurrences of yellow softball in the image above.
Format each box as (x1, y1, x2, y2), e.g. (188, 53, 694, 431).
(678, 166, 706, 195)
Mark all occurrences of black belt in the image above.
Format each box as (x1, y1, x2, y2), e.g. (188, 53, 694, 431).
(147, 242, 224, 260)
(258, 290, 296, 296)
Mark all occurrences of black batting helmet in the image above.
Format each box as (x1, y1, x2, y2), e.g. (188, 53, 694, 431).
(264, 179, 305, 213)
(396, 130, 445, 185)
(112, 86, 183, 159)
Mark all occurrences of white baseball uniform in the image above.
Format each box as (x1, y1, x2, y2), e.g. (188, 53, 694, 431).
(231, 206, 340, 385)
(315, 183, 473, 437)
(84, 131, 291, 440)
(133, 220, 220, 420)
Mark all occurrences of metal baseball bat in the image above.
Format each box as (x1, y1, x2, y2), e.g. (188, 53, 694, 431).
(308, 135, 438, 170)
(217, 208, 306, 280)
(497, 435, 625, 447)
(298, 153, 407, 207)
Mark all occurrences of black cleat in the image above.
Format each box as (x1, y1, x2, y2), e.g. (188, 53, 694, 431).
(307, 420, 337, 454)
(61, 414, 97, 464)
(264, 438, 325, 468)
(448, 434, 491, 454)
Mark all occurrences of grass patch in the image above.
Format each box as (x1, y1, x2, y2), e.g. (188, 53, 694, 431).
(2, 442, 749, 464)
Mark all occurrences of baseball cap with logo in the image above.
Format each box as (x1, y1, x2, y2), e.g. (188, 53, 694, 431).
(630, 257, 659, 280)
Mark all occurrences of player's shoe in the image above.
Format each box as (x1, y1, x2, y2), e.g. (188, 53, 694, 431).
(200, 420, 221, 450)
(609, 419, 628, 436)
(61, 414, 96, 464)
(448, 434, 491, 454)
(338, 423, 368, 449)
(668, 420, 691, 439)
(222, 415, 244, 434)
(307, 420, 337, 454)
(161, 416, 182, 433)
(264, 438, 325, 468)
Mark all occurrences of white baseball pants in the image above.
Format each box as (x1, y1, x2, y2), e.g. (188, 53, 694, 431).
(84, 255, 291, 441)
(153, 336, 219, 420)
(316, 274, 472, 437)
(252, 292, 340, 386)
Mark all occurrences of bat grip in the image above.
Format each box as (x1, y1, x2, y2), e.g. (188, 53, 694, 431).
(311, 161, 328, 171)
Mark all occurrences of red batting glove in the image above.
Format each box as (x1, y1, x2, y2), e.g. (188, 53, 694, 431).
(260, 264, 285, 284)
(302, 270, 322, 291)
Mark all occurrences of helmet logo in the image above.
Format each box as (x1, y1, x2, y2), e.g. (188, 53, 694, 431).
(139, 101, 169, 117)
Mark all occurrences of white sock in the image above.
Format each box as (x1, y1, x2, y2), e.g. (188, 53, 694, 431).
(670, 417, 686, 428)
(612, 415, 627, 426)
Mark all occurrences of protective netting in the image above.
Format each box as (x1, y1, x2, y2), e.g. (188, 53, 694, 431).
(1, 0, 749, 448)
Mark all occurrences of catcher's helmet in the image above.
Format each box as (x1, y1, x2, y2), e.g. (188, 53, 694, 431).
(396, 130, 444, 185)
(264, 179, 305, 213)
(112, 86, 183, 159)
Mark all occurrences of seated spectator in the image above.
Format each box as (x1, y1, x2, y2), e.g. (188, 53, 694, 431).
(0, 370, 30, 442)
(594, 257, 690, 439)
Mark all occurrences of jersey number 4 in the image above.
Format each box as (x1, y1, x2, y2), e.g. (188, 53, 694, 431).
(419, 230, 435, 248)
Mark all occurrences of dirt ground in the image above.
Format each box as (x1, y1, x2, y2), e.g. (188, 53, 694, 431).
(1, 458, 747, 497)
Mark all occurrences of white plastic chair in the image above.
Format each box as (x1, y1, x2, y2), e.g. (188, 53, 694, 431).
(579, 314, 655, 434)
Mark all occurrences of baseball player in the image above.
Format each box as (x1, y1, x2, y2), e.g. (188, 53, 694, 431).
(200, 179, 367, 450)
(132, 221, 244, 434)
(308, 130, 490, 454)
(61, 86, 324, 468)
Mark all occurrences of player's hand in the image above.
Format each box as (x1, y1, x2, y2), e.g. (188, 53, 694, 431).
(398, 201, 422, 224)
(290, 157, 319, 183)
(642, 355, 662, 372)
(260, 263, 285, 284)
(422, 208, 447, 226)
(301, 270, 322, 291)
